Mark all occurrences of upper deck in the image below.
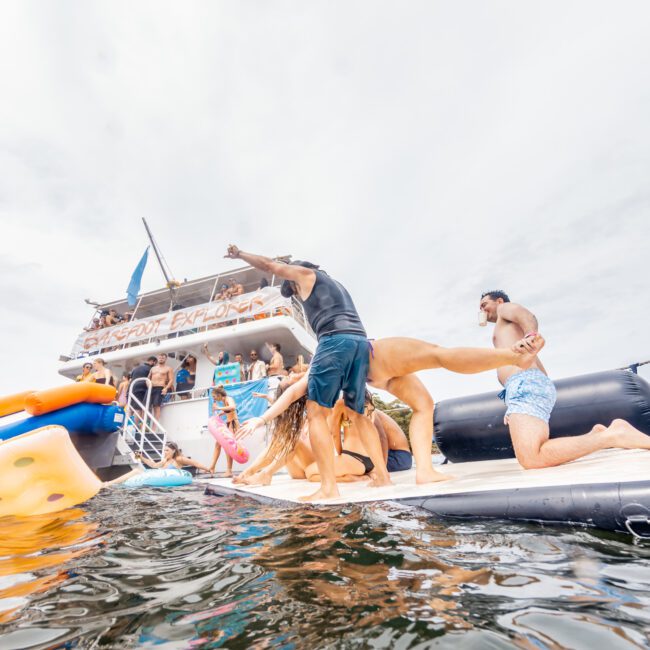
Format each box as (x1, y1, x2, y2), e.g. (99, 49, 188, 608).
(59, 262, 317, 378)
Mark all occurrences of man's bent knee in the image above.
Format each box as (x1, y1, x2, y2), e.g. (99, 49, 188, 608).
(516, 453, 551, 470)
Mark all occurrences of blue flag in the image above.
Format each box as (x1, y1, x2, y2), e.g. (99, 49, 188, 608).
(127, 247, 149, 306)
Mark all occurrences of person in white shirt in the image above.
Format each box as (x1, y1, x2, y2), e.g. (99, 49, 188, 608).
(247, 349, 267, 381)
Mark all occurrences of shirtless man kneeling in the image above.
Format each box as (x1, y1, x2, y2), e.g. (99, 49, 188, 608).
(149, 353, 174, 424)
(480, 290, 650, 469)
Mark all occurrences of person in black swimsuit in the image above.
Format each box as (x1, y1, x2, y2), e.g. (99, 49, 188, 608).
(303, 397, 376, 483)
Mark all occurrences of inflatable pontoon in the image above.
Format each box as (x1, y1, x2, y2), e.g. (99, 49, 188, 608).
(204, 370, 650, 538)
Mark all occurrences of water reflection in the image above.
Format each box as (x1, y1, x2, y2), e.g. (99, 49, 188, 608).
(0, 488, 650, 648)
(0, 508, 100, 625)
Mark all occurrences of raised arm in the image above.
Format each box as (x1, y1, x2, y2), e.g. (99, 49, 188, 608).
(236, 375, 309, 439)
(201, 344, 218, 366)
(225, 245, 316, 299)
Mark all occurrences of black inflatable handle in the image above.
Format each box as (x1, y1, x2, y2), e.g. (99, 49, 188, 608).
(434, 370, 650, 463)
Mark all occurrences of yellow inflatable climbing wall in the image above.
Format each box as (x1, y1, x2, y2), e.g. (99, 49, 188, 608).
(0, 426, 101, 517)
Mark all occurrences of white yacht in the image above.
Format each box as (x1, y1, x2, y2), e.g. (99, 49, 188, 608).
(58, 261, 317, 476)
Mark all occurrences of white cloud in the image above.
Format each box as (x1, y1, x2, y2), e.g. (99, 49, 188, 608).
(0, 1, 649, 399)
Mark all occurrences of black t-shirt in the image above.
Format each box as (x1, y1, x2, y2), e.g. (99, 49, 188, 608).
(130, 363, 152, 392)
(302, 271, 366, 340)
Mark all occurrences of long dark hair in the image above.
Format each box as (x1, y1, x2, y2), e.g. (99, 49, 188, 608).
(165, 441, 181, 459)
(265, 385, 308, 461)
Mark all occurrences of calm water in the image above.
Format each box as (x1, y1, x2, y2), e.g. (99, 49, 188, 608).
(2, 486, 650, 649)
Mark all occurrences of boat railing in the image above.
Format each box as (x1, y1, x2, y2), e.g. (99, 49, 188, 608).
(71, 292, 313, 360)
(121, 377, 168, 463)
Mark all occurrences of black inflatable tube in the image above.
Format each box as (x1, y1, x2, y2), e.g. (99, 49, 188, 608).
(434, 370, 650, 463)
(204, 482, 650, 535)
(401, 481, 650, 535)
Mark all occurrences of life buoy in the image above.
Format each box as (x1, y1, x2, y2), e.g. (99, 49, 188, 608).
(122, 468, 192, 488)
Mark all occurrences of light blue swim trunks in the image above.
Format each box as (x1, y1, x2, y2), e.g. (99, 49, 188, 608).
(498, 368, 557, 423)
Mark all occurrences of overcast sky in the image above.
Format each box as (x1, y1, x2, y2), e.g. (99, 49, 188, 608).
(1, 1, 649, 400)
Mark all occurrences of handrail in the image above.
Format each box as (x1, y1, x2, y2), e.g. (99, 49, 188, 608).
(122, 377, 168, 463)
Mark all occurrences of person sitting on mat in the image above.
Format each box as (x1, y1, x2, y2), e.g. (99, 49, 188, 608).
(104, 441, 212, 486)
(370, 405, 413, 473)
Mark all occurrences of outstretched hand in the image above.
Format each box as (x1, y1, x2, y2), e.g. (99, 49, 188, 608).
(514, 332, 538, 353)
(236, 417, 265, 440)
(225, 244, 241, 259)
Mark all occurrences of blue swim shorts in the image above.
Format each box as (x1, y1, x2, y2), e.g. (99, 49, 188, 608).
(498, 368, 557, 423)
(386, 449, 413, 472)
(307, 333, 369, 414)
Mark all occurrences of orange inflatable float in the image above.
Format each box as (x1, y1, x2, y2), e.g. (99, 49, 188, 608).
(24, 383, 116, 416)
(0, 390, 34, 418)
(0, 425, 102, 517)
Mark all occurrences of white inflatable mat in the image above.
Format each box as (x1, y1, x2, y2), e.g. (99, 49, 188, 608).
(200, 448, 650, 505)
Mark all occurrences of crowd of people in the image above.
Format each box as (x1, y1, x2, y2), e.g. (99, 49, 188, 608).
(201, 342, 307, 381)
(85, 274, 263, 335)
(84, 308, 134, 331)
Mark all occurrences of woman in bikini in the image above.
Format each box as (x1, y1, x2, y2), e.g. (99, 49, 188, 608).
(91, 358, 115, 387)
(104, 441, 211, 486)
(209, 386, 238, 477)
(235, 389, 377, 486)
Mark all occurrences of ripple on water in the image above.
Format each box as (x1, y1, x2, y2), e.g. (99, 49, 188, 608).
(0, 487, 650, 648)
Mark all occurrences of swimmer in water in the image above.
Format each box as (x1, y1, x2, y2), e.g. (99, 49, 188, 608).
(103, 441, 212, 486)
(237, 332, 545, 487)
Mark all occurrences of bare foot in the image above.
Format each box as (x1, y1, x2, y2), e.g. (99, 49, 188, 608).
(367, 472, 393, 488)
(607, 419, 650, 450)
(298, 485, 340, 502)
(416, 466, 453, 485)
(223, 471, 233, 478)
(241, 471, 272, 486)
(589, 423, 607, 434)
(512, 334, 546, 370)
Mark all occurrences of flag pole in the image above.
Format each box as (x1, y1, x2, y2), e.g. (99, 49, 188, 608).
(141, 218, 180, 307)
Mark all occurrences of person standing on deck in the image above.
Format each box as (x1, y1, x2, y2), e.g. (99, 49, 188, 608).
(224, 245, 392, 501)
(149, 353, 174, 424)
(480, 290, 650, 468)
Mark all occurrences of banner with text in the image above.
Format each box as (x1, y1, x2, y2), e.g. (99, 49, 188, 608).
(72, 287, 290, 356)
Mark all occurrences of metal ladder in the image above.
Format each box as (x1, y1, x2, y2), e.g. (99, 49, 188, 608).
(119, 377, 169, 463)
